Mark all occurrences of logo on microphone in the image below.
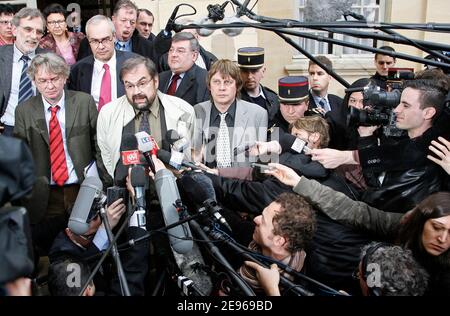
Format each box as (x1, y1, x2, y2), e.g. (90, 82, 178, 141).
(141, 136, 152, 144)
(122, 150, 140, 165)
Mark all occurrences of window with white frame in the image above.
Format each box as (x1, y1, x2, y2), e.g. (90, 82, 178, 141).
(296, 0, 385, 57)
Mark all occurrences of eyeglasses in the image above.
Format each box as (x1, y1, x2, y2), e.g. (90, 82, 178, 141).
(18, 26, 44, 37)
(36, 76, 62, 86)
(47, 20, 66, 26)
(168, 47, 194, 55)
(89, 36, 113, 48)
(0, 20, 12, 25)
(119, 18, 136, 26)
(124, 78, 153, 91)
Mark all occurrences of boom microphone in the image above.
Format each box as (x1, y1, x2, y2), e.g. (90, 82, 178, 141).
(154, 168, 193, 254)
(180, 174, 232, 232)
(68, 177, 103, 235)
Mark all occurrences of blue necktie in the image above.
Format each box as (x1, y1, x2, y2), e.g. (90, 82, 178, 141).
(318, 98, 330, 112)
(18, 55, 33, 104)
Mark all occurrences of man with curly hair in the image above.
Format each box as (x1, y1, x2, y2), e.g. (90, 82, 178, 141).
(238, 192, 316, 294)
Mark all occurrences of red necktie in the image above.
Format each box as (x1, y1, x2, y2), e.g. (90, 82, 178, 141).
(49, 106, 68, 186)
(98, 63, 111, 111)
(166, 74, 180, 96)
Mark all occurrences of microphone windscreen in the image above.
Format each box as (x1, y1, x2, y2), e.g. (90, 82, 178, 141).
(165, 129, 181, 145)
(69, 177, 103, 235)
(135, 131, 154, 153)
(157, 149, 172, 164)
(120, 133, 138, 151)
(130, 165, 147, 187)
(179, 174, 211, 206)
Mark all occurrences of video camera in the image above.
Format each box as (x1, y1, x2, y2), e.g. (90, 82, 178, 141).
(347, 68, 415, 137)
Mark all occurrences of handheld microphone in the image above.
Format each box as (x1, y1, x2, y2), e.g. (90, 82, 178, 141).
(120, 134, 140, 166)
(130, 165, 147, 230)
(135, 131, 157, 173)
(180, 174, 232, 232)
(68, 177, 103, 235)
(157, 149, 207, 171)
(154, 168, 193, 254)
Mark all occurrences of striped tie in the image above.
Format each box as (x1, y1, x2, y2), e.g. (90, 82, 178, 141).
(18, 55, 33, 104)
(49, 106, 68, 186)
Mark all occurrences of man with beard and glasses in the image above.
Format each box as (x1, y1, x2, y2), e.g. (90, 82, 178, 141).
(97, 55, 195, 178)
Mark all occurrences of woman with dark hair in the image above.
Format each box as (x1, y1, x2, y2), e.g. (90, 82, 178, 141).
(39, 3, 84, 65)
(264, 162, 450, 295)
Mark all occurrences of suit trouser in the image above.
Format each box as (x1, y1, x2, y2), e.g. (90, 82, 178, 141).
(32, 184, 80, 256)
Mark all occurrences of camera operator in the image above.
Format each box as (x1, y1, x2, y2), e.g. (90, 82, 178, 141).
(48, 198, 125, 263)
(309, 79, 448, 213)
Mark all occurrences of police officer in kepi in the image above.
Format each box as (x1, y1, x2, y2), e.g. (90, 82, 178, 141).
(237, 47, 279, 126)
(268, 76, 310, 141)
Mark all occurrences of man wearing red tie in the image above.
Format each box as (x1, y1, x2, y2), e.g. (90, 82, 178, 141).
(68, 15, 136, 111)
(14, 52, 111, 254)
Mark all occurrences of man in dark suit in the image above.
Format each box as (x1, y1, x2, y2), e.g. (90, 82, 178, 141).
(237, 47, 279, 127)
(68, 15, 137, 110)
(307, 56, 346, 149)
(158, 32, 209, 106)
(158, 18, 217, 72)
(76, 0, 155, 62)
(14, 52, 111, 254)
(0, 8, 46, 136)
(136, 8, 156, 42)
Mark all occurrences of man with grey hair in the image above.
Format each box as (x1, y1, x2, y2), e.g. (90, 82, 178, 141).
(69, 15, 137, 110)
(14, 52, 111, 255)
(77, 0, 155, 62)
(158, 32, 209, 106)
(0, 7, 46, 136)
(97, 55, 195, 178)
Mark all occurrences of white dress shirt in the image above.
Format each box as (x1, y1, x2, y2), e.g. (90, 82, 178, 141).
(91, 51, 118, 109)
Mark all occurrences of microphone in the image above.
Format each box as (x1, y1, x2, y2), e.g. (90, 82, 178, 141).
(180, 174, 232, 232)
(163, 4, 181, 37)
(130, 165, 147, 230)
(68, 177, 104, 235)
(157, 149, 207, 171)
(154, 168, 193, 254)
(166, 129, 190, 152)
(114, 134, 140, 186)
(120, 134, 140, 166)
(177, 275, 205, 296)
(135, 131, 157, 173)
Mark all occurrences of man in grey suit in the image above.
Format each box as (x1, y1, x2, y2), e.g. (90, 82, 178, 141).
(193, 59, 268, 168)
(158, 32, 209, 106)
(68, 15, 136, 110)
(0, 8, 46, 136)
(14, 52, 111, 254)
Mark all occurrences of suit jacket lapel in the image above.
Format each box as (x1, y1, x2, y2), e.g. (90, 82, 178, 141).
(2, 46, 14, 104)
(33, 97, 50, 146)
(116, 51, 126, 96)
(176, 68, 195, 98)
(81, 58, 94, 93)
(64, 90, 78, 139)
(233, 100, 248, 148)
